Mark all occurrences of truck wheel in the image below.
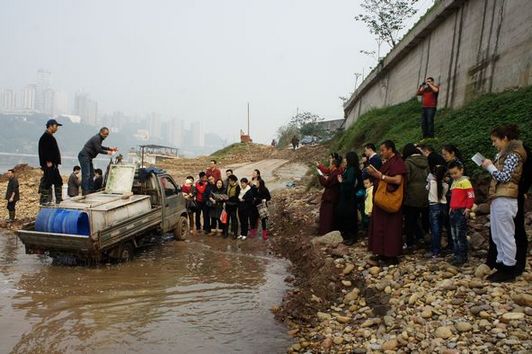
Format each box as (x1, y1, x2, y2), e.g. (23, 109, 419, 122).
(174, 215, 189, 241)
(119, 242, 134, 262)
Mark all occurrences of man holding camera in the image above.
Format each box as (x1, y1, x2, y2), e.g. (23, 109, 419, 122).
(417, 77, 440, 139)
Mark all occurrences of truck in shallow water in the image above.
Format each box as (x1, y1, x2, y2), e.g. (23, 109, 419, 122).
(17, 163, 189, 262)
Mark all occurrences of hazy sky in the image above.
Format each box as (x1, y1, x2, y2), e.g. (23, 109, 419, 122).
(0, 0, 434, 144)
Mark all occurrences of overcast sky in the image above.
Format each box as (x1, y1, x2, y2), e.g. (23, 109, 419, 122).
(0, 0, 434, 144)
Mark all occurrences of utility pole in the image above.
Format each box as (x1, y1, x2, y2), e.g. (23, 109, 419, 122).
(354, 73, 362, 88)
(247, 102, 250, 136)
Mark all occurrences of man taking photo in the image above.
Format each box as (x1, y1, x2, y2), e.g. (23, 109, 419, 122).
(38, 119, 63, 205)
(417, 76, 440, 139)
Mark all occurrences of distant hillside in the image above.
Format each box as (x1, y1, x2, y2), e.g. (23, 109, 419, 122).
(333, 86, 532, 176)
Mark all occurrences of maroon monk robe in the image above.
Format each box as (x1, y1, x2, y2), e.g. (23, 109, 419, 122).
(368, 154, 407, 257)
(318, 167, 342, 235)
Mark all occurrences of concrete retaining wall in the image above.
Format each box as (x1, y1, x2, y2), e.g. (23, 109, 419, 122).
(344, 0, 532, 127)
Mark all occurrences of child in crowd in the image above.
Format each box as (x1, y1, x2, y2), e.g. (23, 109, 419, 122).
(237, 178, 254, 240)
(363, 177, 373, 228)
(427, 165, 448, 258)
(448, 161, 475, 266)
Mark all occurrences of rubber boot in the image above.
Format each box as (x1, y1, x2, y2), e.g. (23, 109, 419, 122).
(249, 229, 257, 238)
(262, 229, 269, 240)
(8, 210, 15, 222)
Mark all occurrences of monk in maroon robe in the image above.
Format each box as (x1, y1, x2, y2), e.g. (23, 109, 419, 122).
(318, 155, 343, 235)
(367, 140, 407, 264)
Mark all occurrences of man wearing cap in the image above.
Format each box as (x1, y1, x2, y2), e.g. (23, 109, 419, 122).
(38, 119, 63, 205)
(78, 127, 118, 194)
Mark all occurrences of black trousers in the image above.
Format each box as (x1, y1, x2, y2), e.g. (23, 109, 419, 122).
(39, 166, 63, 204)
(238, 206, 251, 236)
(404, 205, 424, 247)
(7, 201, 16, 211)
(224, 205, 239, 236)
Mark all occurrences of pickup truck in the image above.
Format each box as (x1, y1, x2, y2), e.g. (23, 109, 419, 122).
(17, 163, 189, 263)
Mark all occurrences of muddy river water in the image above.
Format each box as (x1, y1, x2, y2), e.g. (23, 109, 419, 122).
(0, 231, 291, 353)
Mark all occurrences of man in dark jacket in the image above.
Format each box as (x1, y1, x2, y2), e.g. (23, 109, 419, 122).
(78, 127, 117, 195)
(38, 119, 63, 205)
(5, 169, 20, 222)
(67, 166, 81, 197)
(93, 169, 103, 191)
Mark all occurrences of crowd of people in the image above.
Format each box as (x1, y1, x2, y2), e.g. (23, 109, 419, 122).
(316, 123, 530, 283)
(181, 160, 272, 241)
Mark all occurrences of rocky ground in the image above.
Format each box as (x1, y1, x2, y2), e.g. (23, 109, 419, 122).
(269, 186, 532, 354)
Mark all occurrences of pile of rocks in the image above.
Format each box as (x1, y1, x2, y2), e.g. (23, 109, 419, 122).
(270, 186, 532, 353)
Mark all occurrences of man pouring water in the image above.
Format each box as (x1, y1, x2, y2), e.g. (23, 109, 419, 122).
(78, 127, 118, 195)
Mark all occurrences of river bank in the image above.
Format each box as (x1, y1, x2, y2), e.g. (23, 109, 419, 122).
(269, 186, 532, 353)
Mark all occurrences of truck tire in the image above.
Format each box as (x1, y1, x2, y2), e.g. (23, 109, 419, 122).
(174, 215, 189, 241)
(119, 242, 135, 262)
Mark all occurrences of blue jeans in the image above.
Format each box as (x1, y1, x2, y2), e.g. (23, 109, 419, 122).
(78, 152, 94, 194)
(421, 107, 436, 138)
(429, 204, 445, 255)
(450, 209, 468, 262)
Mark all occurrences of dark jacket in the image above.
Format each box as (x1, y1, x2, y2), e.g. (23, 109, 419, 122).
(93, 176, 103, 190)
(404, 154, 429, 207)
(362, 153, 382, 180)
(80, 134, 110, 159)
(6, 177, 20, 202)
(252, 186, 271, 206)
(38, 131, 61, 168)
(67, 172, 81, 197)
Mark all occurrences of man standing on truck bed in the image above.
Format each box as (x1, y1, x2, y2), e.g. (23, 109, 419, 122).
(78, 127, 117, 195)
(38, 119, 63, 205)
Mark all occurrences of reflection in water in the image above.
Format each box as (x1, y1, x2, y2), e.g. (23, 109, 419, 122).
(0, 231, 290, 353)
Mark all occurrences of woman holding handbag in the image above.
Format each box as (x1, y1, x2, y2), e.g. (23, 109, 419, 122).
(224, 175, 240, 239)
(209, 179, 228, 236)
(367, 140, 407, 265)
(251, 178, 272, 240)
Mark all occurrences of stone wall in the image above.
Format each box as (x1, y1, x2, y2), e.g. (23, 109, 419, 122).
(344, 0, 532, 127)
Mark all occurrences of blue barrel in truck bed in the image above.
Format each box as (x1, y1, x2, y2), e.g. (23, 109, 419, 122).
(35, 208, 90, 236)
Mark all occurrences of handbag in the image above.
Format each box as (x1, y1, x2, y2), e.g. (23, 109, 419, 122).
(257, 201, 269, 219)
(220, 209, 228, 224)
(374, 178, 404, 213)
(186, 199, 198, 212)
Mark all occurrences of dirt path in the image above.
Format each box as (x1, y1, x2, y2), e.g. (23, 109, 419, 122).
(228, 159, 308, 192)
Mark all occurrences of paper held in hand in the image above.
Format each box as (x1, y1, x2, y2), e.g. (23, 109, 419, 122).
(316, 168, 324, 177)
(471, 152, 486, 167)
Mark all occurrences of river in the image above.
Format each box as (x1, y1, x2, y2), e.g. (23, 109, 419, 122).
(0, 231, 291, 353)
(0, 152, 109, 174)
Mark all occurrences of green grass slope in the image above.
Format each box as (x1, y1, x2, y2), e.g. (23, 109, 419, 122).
(333, 86, 532, 175)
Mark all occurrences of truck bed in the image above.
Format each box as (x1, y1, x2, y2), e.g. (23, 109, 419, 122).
(18, 207, 163, 258)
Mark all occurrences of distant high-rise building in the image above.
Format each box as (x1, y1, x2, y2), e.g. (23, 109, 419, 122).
(148, 113, 162, 140)
(21, 85, 36, 110)
(42, 88, 55, 115)
(0, 89, 17, 112)
(75, 92, 98, 125)
(191, 121, 205, 147)
(168, 119, 185, 147)
(53, 91, 68, 115)
(35, 69, 52, 112)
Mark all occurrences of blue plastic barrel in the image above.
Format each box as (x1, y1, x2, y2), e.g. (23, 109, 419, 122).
(62, 210, 90, 236)
(35, 208, 56, 232)
(35, 208, 90, 236)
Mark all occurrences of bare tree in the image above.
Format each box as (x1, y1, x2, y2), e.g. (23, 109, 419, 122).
(355, 0, 419, 48)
